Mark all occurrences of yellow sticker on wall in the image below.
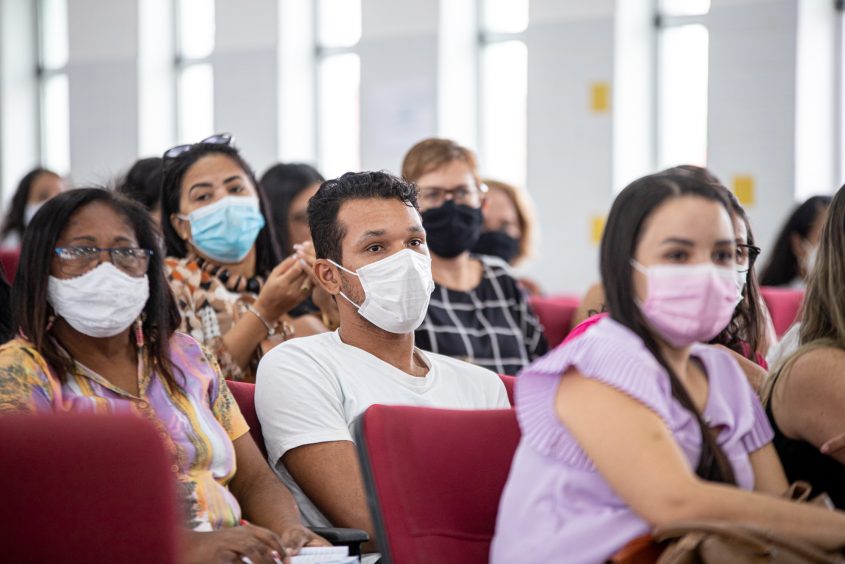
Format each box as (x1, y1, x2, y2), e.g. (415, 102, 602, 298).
(590, 82, 610, 113)
(590, 215, 606, 245)
(732, 175, 755, 206)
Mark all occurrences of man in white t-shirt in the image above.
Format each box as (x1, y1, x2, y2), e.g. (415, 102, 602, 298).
(255, 171, 509, 551)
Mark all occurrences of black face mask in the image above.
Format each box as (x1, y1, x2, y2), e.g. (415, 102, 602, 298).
(421, 201, 484, 258)
(472, 230, 521, 264)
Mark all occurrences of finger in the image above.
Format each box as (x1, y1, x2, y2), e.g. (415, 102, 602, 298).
(270, 254, 299, 277)
(278, 527, 312, 554)
(305, 533, 332, 547)
(245, 525, 286, 555)
(275, 261, 305, 284)
(821, 433, 845, 454)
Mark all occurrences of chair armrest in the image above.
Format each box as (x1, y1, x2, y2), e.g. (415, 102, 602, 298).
(309, 527, 369, 556)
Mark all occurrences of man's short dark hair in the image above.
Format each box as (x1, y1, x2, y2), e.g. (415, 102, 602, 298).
(308, 171, 419, 263)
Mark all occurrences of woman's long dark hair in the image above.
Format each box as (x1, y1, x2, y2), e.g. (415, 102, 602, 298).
(760, 195, 831, 286)
(1, 168, 58, 239)
(13, 188, 183, 387)
(601, 171, 737, 485)
(259, 162, 324, 254)
(160, 143, 282, 275)
(666, 166, 767, 358)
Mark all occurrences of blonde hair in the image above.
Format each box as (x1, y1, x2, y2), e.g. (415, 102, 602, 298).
(401, 138, 479, 184)
(482, 178, 537, 265)
(764, 184, 845, 402)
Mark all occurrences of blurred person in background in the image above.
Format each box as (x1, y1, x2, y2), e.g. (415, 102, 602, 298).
(1, 167, 65, 250)
(117, 157, 164, 227)
(472, 178, 542, 296)
(402, 138, 547, 375)
(760, 195, 831, 288)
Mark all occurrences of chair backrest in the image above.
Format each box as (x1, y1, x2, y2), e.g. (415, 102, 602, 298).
(0, 248, 19, 282)
(528, 294, 580, 348)
(0, 413, 178, 563)
(498, 374, 516, 404)
(760, 287, 804, 338)
(354, 405, 521, 564)
(227, 380, 268, 459)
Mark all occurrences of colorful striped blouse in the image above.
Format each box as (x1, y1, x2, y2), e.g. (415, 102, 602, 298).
(0, 332, 249, 531)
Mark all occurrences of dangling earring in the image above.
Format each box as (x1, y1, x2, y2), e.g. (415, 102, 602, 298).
(134, 317, 145, 349)
(45, 315, 55, 332)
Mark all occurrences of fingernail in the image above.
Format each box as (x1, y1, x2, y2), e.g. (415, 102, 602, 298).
(299, 259, 308, 268)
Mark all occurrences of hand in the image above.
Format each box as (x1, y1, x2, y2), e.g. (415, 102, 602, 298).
(279, 524, 331, 556)
(820, 432, 845, 455)
(181, 525, 286, 564)
(254, 255, 310, 321)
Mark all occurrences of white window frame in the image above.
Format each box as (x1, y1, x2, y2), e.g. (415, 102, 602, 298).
(654, 5, 710, 170)
(173, 0, 215, 144)
(36, 0, 70, 175)
(314, 0, 362, 178)
(477, 0, 529, 188)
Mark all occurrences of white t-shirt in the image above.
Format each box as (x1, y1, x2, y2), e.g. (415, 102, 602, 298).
(255, 330, 511, 527)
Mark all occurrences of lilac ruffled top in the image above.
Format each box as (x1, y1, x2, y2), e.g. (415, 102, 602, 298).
(490, 317, 773, 564)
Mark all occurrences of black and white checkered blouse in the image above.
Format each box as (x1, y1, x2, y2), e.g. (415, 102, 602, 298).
(415, 255, 548, 375)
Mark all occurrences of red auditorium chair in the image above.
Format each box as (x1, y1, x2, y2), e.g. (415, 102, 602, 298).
(529, 294, 580, 348)
(226, 380, 369, 553)
(0, 248, 19, 282)
(0, 413, 179, 563)
(499, 374, 515, 404)
(227, 380, 268, 459)
(760, 287, 804, 338)
(354, 406, 521, 564)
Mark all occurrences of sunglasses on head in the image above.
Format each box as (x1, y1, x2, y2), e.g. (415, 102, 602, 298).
(162, 133, 233, 161)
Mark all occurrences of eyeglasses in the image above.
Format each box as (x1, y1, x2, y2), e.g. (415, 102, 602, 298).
(54, 247, 154, 278)
(162, 133, 233, 162)
(736, 243, 762, 271)
(417, 182, 488, 209)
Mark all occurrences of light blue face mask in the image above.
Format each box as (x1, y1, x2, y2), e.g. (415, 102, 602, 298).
(179, 195, 266, 264)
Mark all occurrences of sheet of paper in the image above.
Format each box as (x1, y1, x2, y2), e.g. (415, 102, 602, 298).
(290, 546, 358, 564)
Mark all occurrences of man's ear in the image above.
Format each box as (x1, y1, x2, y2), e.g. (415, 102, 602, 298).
(314, 259, 342, 295)
(170, 213, 191, 241)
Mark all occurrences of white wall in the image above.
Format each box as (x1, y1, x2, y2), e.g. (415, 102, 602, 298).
(521, 0, 615, 294)
(214, 0, 280, 175)
(708, 0, 799, 263)
(359, 0, 438, 174)
(66, 0, 140, 186)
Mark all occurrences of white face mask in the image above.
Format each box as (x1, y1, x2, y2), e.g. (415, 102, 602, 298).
(734, 268, 748, 306)
(330, 249, 435, 334)
(47, 262, 150, 338)
(804, 242, 819, 277)
(24, 202, 43, 226)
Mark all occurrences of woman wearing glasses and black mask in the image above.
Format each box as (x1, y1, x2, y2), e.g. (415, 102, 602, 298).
(401, 138, 548, 376)
(0, 189, 325, 562)
(161, 135, 313, 382)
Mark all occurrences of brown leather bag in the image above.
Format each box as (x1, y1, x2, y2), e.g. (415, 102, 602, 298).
(654, 483, 844, 564)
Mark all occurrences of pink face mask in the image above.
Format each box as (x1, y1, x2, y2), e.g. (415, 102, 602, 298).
(631, 260, 737, 348)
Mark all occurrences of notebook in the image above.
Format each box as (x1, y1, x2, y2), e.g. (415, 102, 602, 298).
(290, 546, 358, 564)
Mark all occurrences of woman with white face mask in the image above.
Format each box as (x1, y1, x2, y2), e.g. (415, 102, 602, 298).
(0, 167, 65, 251)
(491, 172, 845, 564)
(760, 195, 831, 288)
(0, 188, 327, 562)
(162, 135, 318, 382)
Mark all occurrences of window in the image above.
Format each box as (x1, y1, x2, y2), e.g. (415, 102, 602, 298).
(138, 0, 176, 156)
(478, 0, 528, 188)
(315, 0, 362, 179)
(656, 0, 710, 169)
(37, 0, 70, 174)
(175, 0, 215, 144)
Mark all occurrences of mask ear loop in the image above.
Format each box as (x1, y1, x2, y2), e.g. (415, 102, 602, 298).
(327, 259, 363, 310)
